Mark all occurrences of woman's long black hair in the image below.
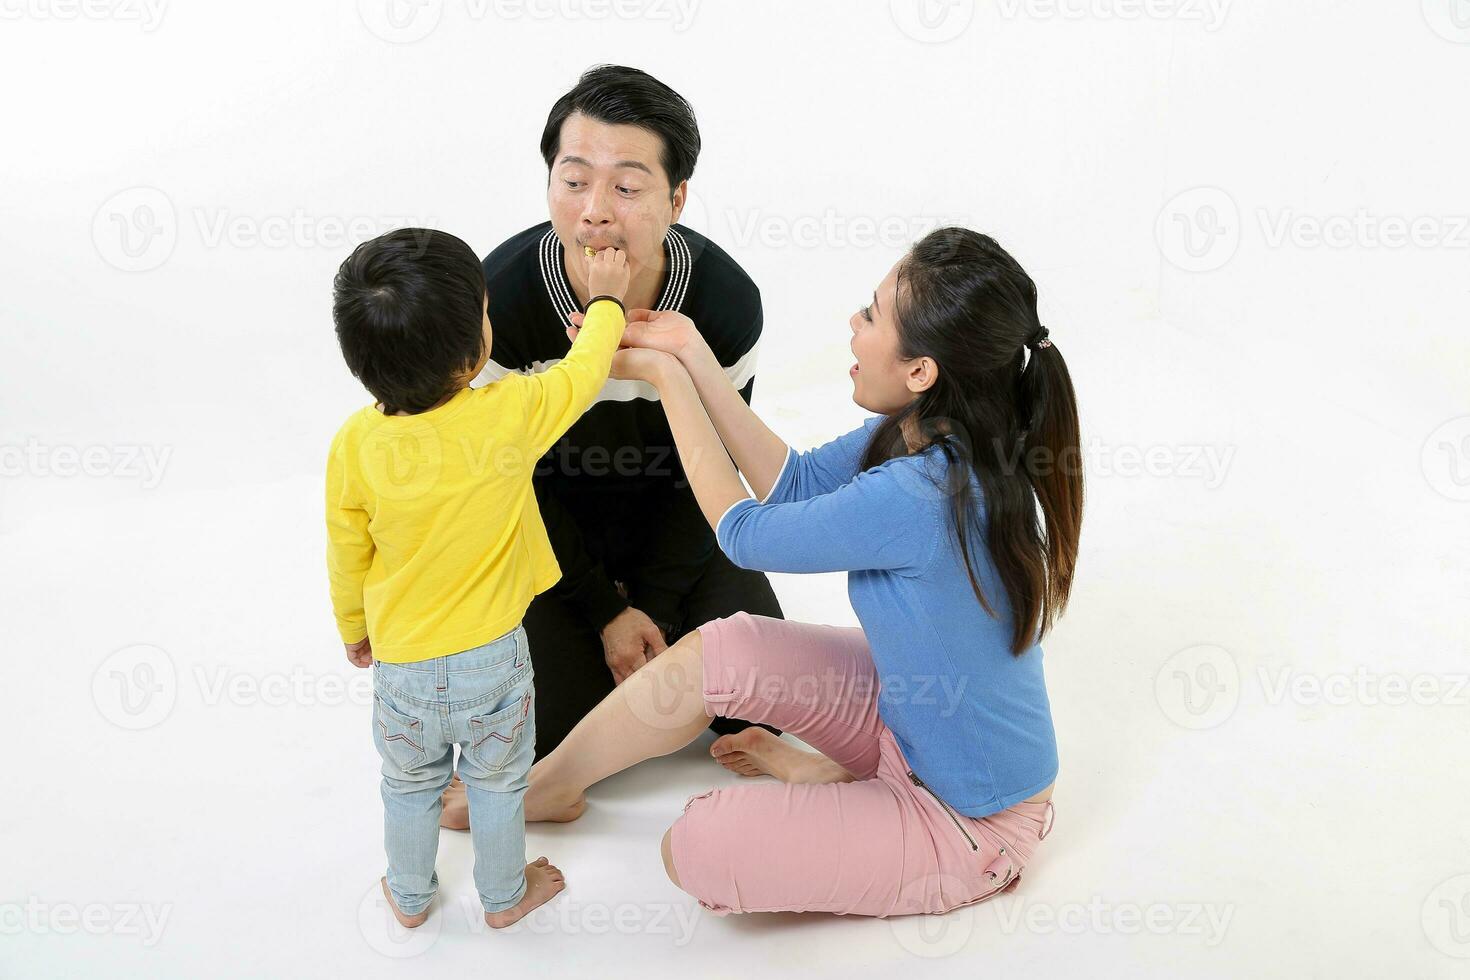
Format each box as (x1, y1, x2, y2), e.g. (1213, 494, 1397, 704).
(860, 228, 1083, 654)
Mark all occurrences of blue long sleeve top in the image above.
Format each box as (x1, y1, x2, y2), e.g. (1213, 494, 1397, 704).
(715, 416, 1059, 817)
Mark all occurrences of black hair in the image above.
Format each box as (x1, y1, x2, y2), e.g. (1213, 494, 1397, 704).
(862, 228, 1084, 654)
(540, 64, 701, 195)
(331, 228, 485, 416)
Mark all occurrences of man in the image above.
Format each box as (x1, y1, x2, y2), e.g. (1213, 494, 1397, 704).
(443, 65, 784, 829)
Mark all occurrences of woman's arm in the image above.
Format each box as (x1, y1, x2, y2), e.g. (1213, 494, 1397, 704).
(573, 309, 790, 500)
(645, 354, 753, 531)
(676, 337, 791, 501)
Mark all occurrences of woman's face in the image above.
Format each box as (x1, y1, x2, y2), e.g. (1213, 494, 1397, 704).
(848, 261, 938, 414)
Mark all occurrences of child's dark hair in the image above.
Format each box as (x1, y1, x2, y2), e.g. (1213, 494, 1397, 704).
(332, 228, 485, 415)
(862, 227, 1084, 655)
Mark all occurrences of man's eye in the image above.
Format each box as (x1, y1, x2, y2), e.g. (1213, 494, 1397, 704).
(617, 186, 638, 195)
(564, 180, 582, 189)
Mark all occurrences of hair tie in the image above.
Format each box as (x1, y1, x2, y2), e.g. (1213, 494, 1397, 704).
(1026, 326, 1052, 351)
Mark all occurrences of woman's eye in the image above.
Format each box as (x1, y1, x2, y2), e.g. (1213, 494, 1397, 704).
(860, 304, 873, 322)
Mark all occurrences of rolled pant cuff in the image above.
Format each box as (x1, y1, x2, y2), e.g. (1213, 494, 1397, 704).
(480, 874, 528, 914)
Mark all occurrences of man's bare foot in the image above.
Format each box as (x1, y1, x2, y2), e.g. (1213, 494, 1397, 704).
(440, 774, 469, 831)
(523, 762, 588, 823)
(379, 877, 429, 929)
(483, 857, 565, 929)
(710, 728, 854, 785)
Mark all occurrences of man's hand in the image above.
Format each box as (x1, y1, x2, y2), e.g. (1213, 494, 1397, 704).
(345, 636, 373, 668)
(599, 606, 668, 685)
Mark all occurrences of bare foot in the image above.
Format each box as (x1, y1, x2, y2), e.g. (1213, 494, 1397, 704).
(710, 728, 854, 785)
(440, 774, 469, 831)
(484, 857, 566, 929)
(523, 763, 588, 823)
(379, 877, 429, 929)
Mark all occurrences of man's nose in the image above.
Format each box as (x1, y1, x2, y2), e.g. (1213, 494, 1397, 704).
(580, 185, 614, 226)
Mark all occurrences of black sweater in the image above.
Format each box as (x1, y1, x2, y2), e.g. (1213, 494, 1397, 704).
(475, 222, 763, 633)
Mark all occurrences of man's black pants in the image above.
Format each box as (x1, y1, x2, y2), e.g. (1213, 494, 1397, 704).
(523, 549, 784, 761)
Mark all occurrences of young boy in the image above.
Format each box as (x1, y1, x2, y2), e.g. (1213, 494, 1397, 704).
(325, 228, 629, 929)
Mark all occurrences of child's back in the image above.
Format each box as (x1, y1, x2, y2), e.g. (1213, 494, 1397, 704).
(325, 227, 629, 930)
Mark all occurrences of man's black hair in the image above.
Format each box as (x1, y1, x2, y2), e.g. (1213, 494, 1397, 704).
(540, 64, 701, 193)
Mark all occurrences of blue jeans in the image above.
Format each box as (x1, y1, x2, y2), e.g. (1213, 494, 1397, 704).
(371, 624, 535, 914)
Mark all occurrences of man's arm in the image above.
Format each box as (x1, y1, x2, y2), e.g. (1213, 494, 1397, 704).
(534, 474, 629, 632)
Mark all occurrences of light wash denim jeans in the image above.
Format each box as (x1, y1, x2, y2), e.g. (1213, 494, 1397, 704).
(371, 624, 535, 915)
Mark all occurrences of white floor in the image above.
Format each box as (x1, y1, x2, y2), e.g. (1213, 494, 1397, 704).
(4, 452, 1468, 977)
(4, 5, 1469, 975)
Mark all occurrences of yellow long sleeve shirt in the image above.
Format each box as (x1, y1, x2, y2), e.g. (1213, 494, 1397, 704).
(325, 299, 626, 663)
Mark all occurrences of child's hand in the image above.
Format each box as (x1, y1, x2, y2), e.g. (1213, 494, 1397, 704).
(584, 246, 630, 302)
(344, 636, 373, 668)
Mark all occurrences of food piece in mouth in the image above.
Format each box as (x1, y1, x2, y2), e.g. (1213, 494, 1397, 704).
(583, 245, 598, 257)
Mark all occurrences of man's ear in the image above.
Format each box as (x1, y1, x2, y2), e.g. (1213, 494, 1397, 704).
(906, 356, 939, 394)
(669, 181, 687, 224)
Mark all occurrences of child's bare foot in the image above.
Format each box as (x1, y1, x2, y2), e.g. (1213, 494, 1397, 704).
(379, 877, 429, 929)
(523, 763, 587, 823)
(711, 728, 854, 785)
(440, 774, 469, 831)
(483, 857, 565, 929)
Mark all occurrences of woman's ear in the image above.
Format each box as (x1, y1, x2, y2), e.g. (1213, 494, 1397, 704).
(906, 356, 940, 394)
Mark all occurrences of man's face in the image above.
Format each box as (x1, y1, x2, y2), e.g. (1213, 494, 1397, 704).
(546, 112, 685, 277)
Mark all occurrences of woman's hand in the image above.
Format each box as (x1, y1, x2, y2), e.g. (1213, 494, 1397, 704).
(565, 324, 682, 383)
(569, 308, 709, 365)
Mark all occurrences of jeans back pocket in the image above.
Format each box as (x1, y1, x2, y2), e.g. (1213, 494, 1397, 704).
(466, 687, 533, 774)
(373, 693, 428, 773)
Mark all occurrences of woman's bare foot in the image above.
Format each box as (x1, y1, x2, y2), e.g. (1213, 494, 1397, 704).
(483, 857, 565, 929)
(440, 774, 469, 831)
(523, 762, 588, 823)
(710, 728, 854, 784)
(379, 877, 429, 929)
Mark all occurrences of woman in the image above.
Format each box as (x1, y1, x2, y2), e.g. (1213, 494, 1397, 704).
(524, 227, 1083, 918)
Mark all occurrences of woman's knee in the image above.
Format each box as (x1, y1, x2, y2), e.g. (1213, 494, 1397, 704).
(660, 826, 680, 888)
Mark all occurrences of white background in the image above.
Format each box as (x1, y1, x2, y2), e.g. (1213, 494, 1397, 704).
(2, 1, 1468, 976)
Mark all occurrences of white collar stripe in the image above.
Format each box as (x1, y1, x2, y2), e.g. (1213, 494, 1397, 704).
(540, 227, 689, 317)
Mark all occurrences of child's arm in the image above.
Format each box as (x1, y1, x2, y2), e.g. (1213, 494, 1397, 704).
(520, 248, 630, 456)
(324, 429, 375, 666)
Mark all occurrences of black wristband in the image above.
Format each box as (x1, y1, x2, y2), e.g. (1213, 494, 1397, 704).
(585, 295, 626, 315)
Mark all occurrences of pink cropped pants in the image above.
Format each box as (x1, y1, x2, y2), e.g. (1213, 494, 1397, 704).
(669, 612, 1055, 917)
